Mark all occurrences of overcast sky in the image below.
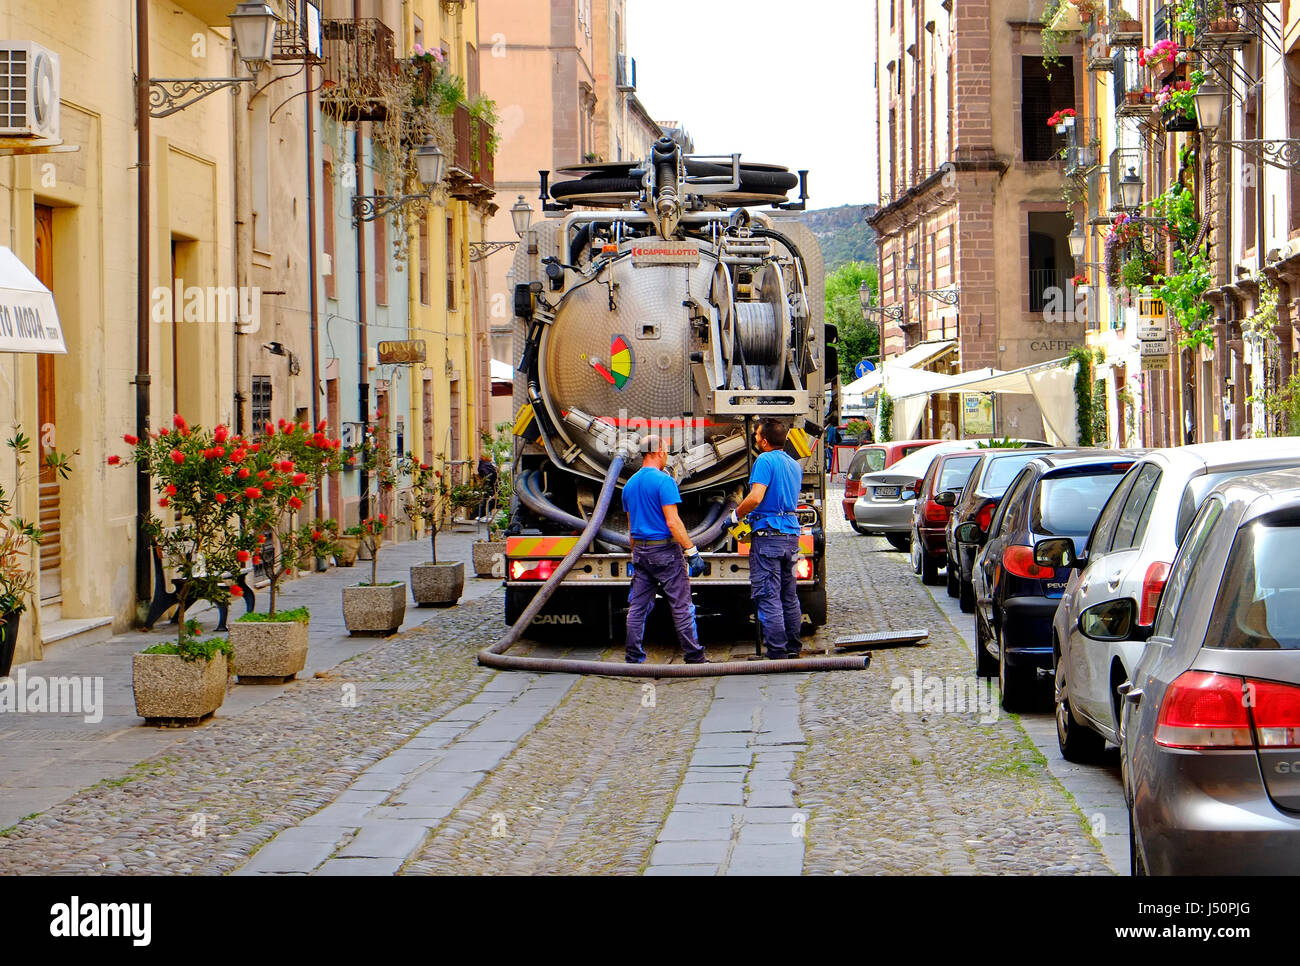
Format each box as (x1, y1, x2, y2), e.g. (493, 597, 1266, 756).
(627, 0, 878, 210)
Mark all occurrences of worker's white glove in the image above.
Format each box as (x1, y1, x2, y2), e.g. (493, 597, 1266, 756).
(685, 546, 706, 577)
(726, 510, 740, 527)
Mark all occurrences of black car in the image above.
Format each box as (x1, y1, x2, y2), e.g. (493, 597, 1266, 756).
(958, 451, 1139, 711)
(945, 447, 1067, 613)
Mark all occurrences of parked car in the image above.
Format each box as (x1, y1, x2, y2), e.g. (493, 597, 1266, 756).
(1047, 438, 1300, 763)
(1079, 470, 1300, 874)
(908, 449, 986, 584)
(842, 439, 942, 532)
(946, 445, 1066, 612)
(853, 441, 981, 549)
(959, 451, 1138, 710)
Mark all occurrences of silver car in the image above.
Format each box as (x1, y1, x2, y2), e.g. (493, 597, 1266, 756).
(853, 441, 982, 550)
(1046, 438, 1300, 763)
(1077, 469, 1300, 874)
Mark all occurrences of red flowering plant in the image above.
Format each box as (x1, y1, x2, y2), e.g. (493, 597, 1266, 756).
(233, 419, 344, 616)
(1045, 107, 1077, 128)
(348, 514, 392, 586)
(113, 416, 243, 659)
(398, 454, 451, 564)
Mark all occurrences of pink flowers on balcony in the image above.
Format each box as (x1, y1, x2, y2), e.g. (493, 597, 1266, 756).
(1138, 40, 1178, 71)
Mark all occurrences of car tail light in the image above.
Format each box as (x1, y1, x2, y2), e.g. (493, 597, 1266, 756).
(1003, 544, 1056, 579)
(1137, 560, 1171, 626)
(1248, 679, 1300, 748)
(974, 500, 996, 533)
(794, 558, 813, 579)
(845, 480, 860, 499)
(510, 559, 558, 581)
(923, 499, 948, 524)
(1154, 671, 1254, 749)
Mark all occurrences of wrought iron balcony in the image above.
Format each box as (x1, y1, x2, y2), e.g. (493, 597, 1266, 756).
(273, 4, 322, 63)
(320, 18, 398, 122)
(1108, 0, 1144, 46)
(1065, 117, 1101, 174)
(446, 103, 496, 205)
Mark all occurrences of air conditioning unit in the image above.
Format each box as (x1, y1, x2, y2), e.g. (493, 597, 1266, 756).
(0, 42, 59, 140)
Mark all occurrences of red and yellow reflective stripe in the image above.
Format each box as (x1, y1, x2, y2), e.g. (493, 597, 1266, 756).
(736, 534, 814, 557)
(506, 535, 581, 557)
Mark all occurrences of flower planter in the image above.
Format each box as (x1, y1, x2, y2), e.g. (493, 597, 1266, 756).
(133, 651, 229, 724)
(336, 535, 360, 567)
(410, 561, 464, 606)
(471, 540, 506, 578)
(0, 610, 20, 678)
(1162, 109, 1198, 132)
(1120, 19, 1140, 32)
(1209, 17, 1240, 33)
(1125, 91, 1143, 105)
(229, 615, 310, 683)
(342, 582, 407, 635)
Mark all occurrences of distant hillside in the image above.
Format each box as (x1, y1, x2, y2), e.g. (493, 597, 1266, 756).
(794, 204, 878, 272)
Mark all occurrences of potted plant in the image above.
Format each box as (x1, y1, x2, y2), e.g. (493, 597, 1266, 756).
(400, 456, 464, 605)
(1047, 107, 1077, 133)
(1138, 39, 1178, 76)
(0, 431, 73, 677)
(117, 416, 243, 723)
(470, 423, 512, 578)
(1115, 7, 1141, 33)
(342, 514, 408, 633)
(227, 419, 342, 683)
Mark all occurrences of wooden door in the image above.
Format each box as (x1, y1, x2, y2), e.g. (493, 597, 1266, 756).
(34, 205, 59, 602)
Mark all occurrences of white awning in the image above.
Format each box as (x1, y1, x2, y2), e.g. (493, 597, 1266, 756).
(841, 339, 957, 396)
(490, 358, 514, 381)
(0, 247, 65, 354)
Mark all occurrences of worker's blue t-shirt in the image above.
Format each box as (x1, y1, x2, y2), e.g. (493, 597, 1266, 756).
(747, 450, 801, 534)
(622, 466, 681, 540)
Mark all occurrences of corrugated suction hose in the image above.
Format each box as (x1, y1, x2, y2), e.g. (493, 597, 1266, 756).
(478, 455, 869, 677)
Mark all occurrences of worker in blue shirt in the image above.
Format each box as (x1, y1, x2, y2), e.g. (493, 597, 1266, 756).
(729, 418, 804, 659)
(622, 434, 708, 665)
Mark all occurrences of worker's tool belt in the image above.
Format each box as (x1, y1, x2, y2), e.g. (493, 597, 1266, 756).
(751, 529, 786, 537)
(634, 538, 673, 547)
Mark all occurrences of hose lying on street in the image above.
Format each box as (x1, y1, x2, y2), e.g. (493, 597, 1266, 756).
(478, 452, 870, 677)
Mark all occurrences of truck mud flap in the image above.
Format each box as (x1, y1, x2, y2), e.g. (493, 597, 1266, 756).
(506, 586, 614, 642)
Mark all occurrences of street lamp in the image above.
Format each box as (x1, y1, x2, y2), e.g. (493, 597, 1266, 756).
(1119, 166, 1144, 211)
(353, 140, 446, 225)
(470, 196, 538, 261)
(148, 3, 280, 117)
(1195, 83, 1300, 171)
(1068, 224, 1087, 260)
(905, 262, 920, 289)
(1193, 84, 1228, 131)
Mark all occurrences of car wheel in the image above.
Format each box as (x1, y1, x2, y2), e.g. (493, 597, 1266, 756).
(1055, 652, 1106, 763)
(1128, 803, 1147, 877)
(850, 520, 869, 535)
(946, 563, 959, 598)
(909, 530, 923, 574)
(998, 624, 1033, 713)
(959, 578, 975, 613)
(975, 612, 998, 678)
(886, 533, 910, 552)
(919, 543, 941, 585)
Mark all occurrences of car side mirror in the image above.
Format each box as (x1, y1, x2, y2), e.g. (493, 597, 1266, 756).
(935, 490, 958, 508)
(954, 521, 985, 545)
(1034, 537, 1078, 570)
(1078, 598, 1152, 643)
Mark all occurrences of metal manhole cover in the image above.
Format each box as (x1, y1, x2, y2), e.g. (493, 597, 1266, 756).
(833, 629, 929, 650)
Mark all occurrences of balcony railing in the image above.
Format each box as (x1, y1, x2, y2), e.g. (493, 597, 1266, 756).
(1107, 0, 1143, 45)
(273, 5, 322, 63)
(1029, 268, 1067, 312)
(1065, 117, 1101, 174)
(1109, 147, 1145, 213)
(446, 103, 496, 202)
(320, 19, 398, 122)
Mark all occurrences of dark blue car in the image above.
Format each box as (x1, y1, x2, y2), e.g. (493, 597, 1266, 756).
(960, 452, 1140, 711)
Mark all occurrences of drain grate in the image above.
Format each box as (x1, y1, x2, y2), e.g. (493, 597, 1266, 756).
(834, 629, 929, 650)
(0, 729, 108, 741)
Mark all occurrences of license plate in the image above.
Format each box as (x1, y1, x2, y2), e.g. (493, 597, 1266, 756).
(874, 486, 900, 499)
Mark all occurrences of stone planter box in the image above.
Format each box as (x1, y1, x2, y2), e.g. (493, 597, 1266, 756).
(336, 535, 360, 567)
(343, 582, 407, 635)
(411, 561, 464, 606)
(133, 651, 229, 724)
(229, 616, 309, 683)
(471, 540, 506, 578)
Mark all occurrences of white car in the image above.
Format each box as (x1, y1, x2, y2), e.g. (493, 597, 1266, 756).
(1047, 437, 1300, 762)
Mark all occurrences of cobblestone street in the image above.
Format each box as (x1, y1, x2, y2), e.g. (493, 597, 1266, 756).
(0, 493, 1122, 875)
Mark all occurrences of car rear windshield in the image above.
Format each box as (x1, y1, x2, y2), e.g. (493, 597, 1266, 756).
(885, 443, 969, 479)
(848, 448, 887, 476)
(1176, 463, 1300, 545)
(1034, 469, 1129, 537)
(1205, 519, 1300, 650)
(938, 454, 981, 492)
(979, 452, 1043, 495)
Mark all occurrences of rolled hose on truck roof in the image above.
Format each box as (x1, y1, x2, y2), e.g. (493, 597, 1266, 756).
(477, 454, 870, 677)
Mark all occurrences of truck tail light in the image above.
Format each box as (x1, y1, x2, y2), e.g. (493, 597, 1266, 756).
(794, 558, 812, 579)
(1137, 560, 1170, 626)
(1248, 679, 1300, 748)
(510, 560, 558, 581)
(1003, 545, 1055, 579)
(1155, 671, 1254, 749)
(974, 500, 996, 533)
(923, 499, 948, 524)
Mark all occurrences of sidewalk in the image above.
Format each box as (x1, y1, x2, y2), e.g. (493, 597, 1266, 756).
(0, 528, 504, 830)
